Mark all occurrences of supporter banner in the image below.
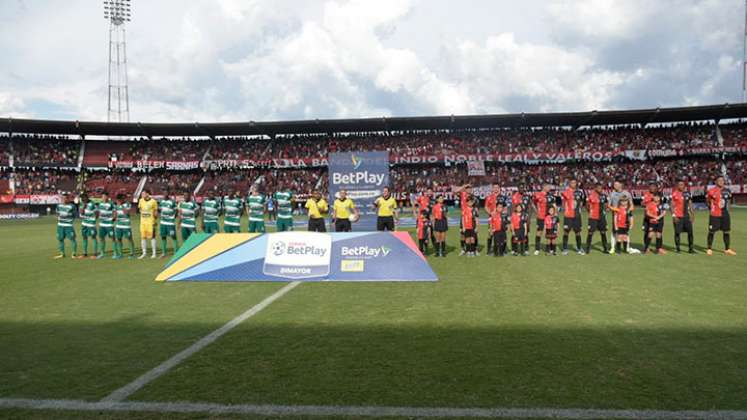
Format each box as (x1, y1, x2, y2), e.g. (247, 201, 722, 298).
(0, 213, 40, 220)
(467, 160, 486, 176)
(0, 194, 14, 204)
(329, 151, 390, 232)
(111, 160, 201, 170)
(156, 232, 437, 282)
(13, 194, 30, 204)
(29, 194, 62, 205)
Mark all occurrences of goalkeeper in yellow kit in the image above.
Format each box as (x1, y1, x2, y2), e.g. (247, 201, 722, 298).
(138, 189, 159, 259)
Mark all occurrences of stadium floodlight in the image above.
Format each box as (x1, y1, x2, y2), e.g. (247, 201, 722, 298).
(104, 0, 131, 123)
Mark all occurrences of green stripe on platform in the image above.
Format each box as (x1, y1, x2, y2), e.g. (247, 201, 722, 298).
(165, 233, 212, 268)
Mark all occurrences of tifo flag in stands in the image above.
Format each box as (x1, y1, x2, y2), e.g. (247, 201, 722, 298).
(467, 160, 486, 176)
(328, 151, 389, 231)
(156, 232, 437, 282)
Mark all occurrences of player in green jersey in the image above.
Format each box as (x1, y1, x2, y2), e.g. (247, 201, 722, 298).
(97, 192, 115, 258)
(159, 192, 178, 257)
(79, 193, 98, 259)
(247, 187, 266, 233)
(274, 190, 294, 231)
(202, 194, 221, 234)
(223, 191, 243, 233)
(179, 192, 199, 242)
(54, 193, 78, 259)
(114, 193, 136, 259)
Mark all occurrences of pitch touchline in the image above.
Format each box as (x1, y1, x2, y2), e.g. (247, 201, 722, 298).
(2, 398, 747, 419)
(101, 281, 302, 403)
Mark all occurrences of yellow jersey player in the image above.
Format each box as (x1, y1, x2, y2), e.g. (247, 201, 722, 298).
(138, 189, 159, 259)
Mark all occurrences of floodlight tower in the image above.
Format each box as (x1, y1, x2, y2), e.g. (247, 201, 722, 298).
(743, 0, 747, 102)
(104, 0, 131, 122)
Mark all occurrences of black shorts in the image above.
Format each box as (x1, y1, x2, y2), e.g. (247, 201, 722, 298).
(536, 218, 545, 231)
(491, 231, 506, 243)
(588, 217, 607, 232)
(377, 216, 395, 231)
(512, 229, 526, 242)
(709, 213, 731, 232)
(545, 230, 557, 240)
(308, 218, 326, 232)
(614, 228, 630, 236)
(673, 217, 693, 234)
(463, 229, 476, 239)
(563, 215, 582, 233)
(648, 220, 663, 233)
(335, 219, 352, 232)
(434, 218, 448, 232)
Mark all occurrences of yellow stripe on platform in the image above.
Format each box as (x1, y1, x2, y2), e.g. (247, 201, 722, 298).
(155, 234, 258, 282)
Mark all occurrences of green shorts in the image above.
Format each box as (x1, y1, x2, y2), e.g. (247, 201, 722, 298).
(203, 221, 220, 234)
(98, 226, 114, 238)
(181, 226, 196, 240)
(276, 218, 294, 232)
(81, 226, 97, 238)
(115, 228, 132, 240)
(160, 224, 177, 238)
(248, 221, 266, 233)
(224, 224, 241, 233)
(56, 226, 76, 241)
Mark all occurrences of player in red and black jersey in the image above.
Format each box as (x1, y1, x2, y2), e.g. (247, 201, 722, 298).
(561, 178, 586, 255)
(455, 184, 473, 255)
(412, 188, 433, 218)
(461, 196, 480, 257)
(416, 211, 431, 255)
(670, 179, 695, 253)
(641, 181, 658, 239)
(512, 184, 532, 217)
(706, 175, 736, 256)
(532, 183, 556, 255)
(510, 204, 529, 256)
(585, 183, 609, 254)
(644, 193, 667, 254)
(611, 197, 634, 254)
(431, 195, 448, 257)
(488, 202, 509, 256)
(543, 206, 560, 255)
(484, 184, 499, 255)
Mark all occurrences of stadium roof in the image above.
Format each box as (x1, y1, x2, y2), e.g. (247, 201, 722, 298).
(2, 103, 747, 138)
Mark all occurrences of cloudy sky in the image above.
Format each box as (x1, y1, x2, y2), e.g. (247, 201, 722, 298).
(0, 0, 742, 122)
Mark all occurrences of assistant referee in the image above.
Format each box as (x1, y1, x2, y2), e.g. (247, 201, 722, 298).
(305, 190, 328, 232)
(374, 186, 398, 231)
(332, 189, 358, 232)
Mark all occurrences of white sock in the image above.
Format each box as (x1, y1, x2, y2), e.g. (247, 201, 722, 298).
(610, 233, 616, 249)
(141, 239, 147, 254)
(151, 239, 157, 255)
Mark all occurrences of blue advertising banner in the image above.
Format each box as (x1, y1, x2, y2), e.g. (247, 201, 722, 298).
(328, 151, 389, 232)
(155, 232, 437, 282)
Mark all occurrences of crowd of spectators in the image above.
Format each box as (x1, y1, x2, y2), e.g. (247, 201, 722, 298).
(145, 171, 203, 195)
(129, 139, 206, 162)
(13, 170, 78, 194)
(11, 136, 80, 167)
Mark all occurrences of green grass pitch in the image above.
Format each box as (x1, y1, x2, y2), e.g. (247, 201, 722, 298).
(1, 209, 746, 418)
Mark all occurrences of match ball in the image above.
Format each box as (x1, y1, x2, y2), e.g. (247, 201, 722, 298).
(348, 214, 359, 223)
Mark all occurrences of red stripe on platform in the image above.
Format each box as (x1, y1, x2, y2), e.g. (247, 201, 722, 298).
(392, 231, 426, 260)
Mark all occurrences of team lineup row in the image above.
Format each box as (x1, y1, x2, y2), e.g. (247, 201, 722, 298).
(52, 176, 736, 260)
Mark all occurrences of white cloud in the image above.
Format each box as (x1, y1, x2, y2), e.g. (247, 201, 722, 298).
(0, 0, 743, 122)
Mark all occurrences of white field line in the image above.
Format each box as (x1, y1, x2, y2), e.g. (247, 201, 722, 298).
(2, 398, 747, 419)
(101, 281, 301, 403)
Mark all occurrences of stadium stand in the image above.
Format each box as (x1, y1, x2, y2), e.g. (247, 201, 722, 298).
(1, 105, 746, 210)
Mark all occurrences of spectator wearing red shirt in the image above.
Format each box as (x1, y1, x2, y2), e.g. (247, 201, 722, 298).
(670, 179, 695, 253)
(706, 175, 736, 255)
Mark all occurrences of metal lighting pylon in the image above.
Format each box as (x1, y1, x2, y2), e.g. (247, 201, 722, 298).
(104, 0, 131, 122)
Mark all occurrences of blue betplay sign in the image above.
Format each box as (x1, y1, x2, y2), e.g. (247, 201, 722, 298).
(328, 151, 389, 232)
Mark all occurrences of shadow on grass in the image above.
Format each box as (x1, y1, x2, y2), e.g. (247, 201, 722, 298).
(4, 320, 741, 410)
